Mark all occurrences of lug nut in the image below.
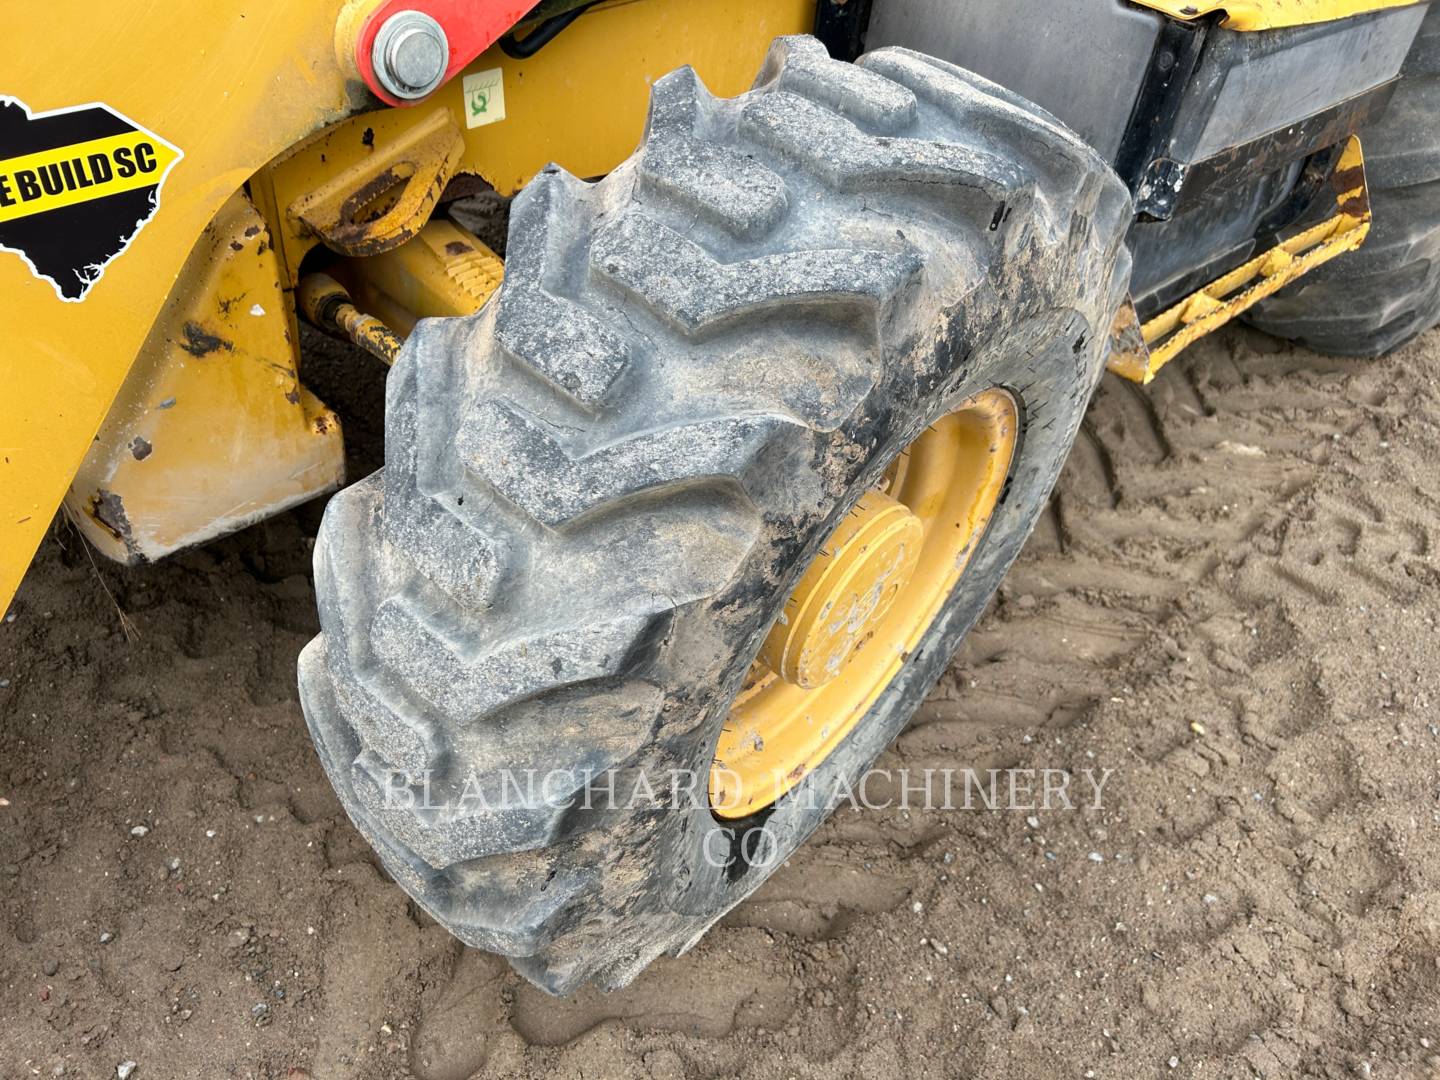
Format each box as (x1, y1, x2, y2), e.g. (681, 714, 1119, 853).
(371, 10, 449, 101)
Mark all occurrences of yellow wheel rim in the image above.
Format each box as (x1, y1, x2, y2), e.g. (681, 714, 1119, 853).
(710, 389, 1018, 818)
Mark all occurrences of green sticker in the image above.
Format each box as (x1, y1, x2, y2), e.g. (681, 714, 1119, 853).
(462, 70, 505, 130)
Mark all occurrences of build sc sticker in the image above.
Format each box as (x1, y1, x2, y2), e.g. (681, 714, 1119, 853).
(0, 97, 182, 302)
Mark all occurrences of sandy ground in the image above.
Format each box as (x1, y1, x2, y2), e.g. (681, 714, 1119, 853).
(3, 316, 1439, 1080)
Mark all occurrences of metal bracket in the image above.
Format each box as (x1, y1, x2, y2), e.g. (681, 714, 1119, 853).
(63, 191, 344, 563)
(286, 107, 465, 257)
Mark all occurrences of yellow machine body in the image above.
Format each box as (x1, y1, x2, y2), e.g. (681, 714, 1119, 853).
(0, 0, 814, 610)
(1, 0, 359, 602)
(0, 0, 1423, 612)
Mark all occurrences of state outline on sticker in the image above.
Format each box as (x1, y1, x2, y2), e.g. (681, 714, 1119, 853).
(0, 96, 183, 303)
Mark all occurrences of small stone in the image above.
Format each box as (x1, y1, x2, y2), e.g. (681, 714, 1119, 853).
(117, 1063, 137, 1080)
(129, 825, 149, 838)
(0, 679, 10, 689)
(1026, 816, 1040, 829)
(1203, 893, 1219, 904)
(1212, 649, 1249, 675)
(99, 932, 114, 944)
(1169, 1057, 1179, 1069)
(42, 959, 58, 976)
(1087, 851, 1104, 863)
(642, 1049, 685, 1080)
(911, 900, 923, 914)
(930, 940, 949, 957)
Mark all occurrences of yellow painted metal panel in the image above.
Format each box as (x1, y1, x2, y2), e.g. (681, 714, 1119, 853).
(454, 0, 817, 194)
(62, 191, 344, 560)
(1131, 0, 1423, 30)
(0, 1, 361, 611)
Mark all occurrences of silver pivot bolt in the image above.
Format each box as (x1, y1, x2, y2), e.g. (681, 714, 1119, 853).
(371, 10, 450, 101)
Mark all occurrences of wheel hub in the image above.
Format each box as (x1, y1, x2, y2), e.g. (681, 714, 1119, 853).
(710, 390, 1018, 818)
(760, 490, 924, 690)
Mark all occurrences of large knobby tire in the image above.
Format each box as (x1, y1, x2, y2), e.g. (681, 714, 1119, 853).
(1247, 7, 1440, 356)
(298, 36, 1130, 994)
